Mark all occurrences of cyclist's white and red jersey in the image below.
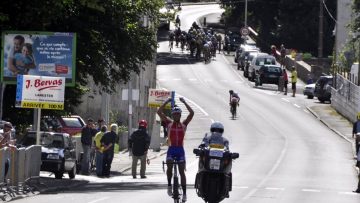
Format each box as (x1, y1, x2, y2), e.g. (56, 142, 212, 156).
(164, 119, 189, 147)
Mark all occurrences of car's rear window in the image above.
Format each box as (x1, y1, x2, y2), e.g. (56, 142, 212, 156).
(263, 66, 281, 73)
(62, 117, 83, 128)
(256, 57, 275, 66)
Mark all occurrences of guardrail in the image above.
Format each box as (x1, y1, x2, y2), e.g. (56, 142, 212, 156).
(0, 145, 41, 200)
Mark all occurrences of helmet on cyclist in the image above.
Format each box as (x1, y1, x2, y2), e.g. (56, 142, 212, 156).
(229, 90, 234, 94)
(171, 106, 182, 114)
(138, 119, 148, 128)
(357, 112, 360, 120)
(210, 122, 224, 134)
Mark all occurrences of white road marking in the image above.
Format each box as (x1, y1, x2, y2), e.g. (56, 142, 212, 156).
(338, 191, 359, 195)
(242, 137, 288, 200)
(188, 78, 197, 81)
(235, 80, 243, 83)
(173, 78, 181, 81)
(88, 197, 110, 203)
(220, 79, 228, 83)
(294, 104, 301, 108)
(302, 189, 321, 192)
(175, 93, 209, 116)
(265, 187, 285, 191)
(281, 98, 290, 102)
(233, 186, 249, 189)
(303, 109, 310, 113)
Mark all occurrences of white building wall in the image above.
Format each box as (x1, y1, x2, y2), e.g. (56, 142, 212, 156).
(336, 0, 352, 58)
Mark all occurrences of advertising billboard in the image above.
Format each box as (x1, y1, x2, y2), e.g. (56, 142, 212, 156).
(1, 31, 76, 86)
(16, 75, 65, 110)
(148, 89, 174, 109)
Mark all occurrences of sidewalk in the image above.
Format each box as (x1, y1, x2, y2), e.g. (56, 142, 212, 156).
(307, 104, 356, 155)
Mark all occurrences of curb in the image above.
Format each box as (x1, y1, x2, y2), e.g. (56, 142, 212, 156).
(306, 106, 353, 144)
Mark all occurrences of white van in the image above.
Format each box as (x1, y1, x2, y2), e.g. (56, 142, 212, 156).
(248, 53, 276, 81)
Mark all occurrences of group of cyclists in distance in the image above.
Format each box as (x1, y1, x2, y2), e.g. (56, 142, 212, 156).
(169, 16, 223, 63)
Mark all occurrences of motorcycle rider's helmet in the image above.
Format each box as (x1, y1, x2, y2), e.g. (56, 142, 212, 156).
(171, 106, 182, 114)
(357, 112, 360, 120)
(138, 119, 148, 128)
(229, 90, 234, 94)
(210, 122, 224, 134)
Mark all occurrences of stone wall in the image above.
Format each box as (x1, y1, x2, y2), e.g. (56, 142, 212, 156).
(331, 74, 360, 123)
(284, 56, 325, 82)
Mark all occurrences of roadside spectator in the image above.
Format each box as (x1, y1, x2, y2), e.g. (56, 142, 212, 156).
(129, 120, 151, 179)
(280, 44, 286, 68)
(353, 113, 360, 154)
(161, 120, 168, 138)
(0, 122, 17, 182)
(94, 125, 107, 177)
(81, 118, 97, 175)
(101, 124, 117, 177)
(307, 74, 314, 84)
(271, 45, 278, 59)
(97, 118, 105, 131)
(290, 66, 297, 97)
(283, 69, 288, 95)
(354, 113, 360, 193)
(216, 34, 222, 54)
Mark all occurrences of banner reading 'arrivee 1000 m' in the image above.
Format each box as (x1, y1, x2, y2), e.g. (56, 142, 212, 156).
(16, 75, 65, 110)
(1, 31, 76, 86)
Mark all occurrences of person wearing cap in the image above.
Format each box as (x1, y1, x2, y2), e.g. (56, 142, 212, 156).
(129, 120, 151, 179)
(157, 97, 194, 202)
(80, 118, 98, 175)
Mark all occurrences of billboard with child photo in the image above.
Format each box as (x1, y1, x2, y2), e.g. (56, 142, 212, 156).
(1, 31, 76, 86)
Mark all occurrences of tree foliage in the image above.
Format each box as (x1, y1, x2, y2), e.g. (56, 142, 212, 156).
(0, 0, 163, 122)
(222, 0, 336, 56)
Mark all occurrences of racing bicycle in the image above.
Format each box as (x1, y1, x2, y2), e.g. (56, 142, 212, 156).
(163, 158, 183, 203)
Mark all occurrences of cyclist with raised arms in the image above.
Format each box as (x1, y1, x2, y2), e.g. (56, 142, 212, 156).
(157, 97, 194, 202)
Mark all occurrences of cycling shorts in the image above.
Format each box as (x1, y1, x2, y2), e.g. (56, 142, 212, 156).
(166, 146, 185, 162)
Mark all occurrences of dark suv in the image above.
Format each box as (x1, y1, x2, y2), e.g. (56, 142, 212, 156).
(19, 131, 77, 179)
(314, 76, 333, 103)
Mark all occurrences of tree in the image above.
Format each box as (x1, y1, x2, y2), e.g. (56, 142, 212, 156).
(222, 0, 336, 56)
(0, 0, 163, 122)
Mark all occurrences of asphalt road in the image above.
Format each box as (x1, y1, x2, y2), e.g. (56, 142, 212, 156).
(12, 4, 360, 203)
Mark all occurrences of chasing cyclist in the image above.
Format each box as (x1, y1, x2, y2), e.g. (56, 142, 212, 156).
(157, 97, 194, 202)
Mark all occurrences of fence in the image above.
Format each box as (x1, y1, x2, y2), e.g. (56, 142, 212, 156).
(331, 74, 360, 123)
(0, 145, 41, 200)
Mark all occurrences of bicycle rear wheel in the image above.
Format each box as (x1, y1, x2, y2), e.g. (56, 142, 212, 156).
(173, 176, 180, 202)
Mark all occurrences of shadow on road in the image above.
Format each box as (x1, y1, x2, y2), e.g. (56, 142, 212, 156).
(43, 181, 195, 194)
(157, 52, 202, 65)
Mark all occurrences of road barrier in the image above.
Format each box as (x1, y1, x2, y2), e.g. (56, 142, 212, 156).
(0, 145, 41, 200)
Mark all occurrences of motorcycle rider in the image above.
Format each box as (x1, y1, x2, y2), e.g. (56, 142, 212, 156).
(196, 122, 233, 199)
(200, 122, 229, 150)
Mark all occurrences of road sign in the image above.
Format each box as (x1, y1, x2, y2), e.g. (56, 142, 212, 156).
(240, 27, 250, 36)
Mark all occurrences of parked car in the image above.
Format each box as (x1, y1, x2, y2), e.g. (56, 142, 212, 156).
(256, 65, 282, 86)
(237, 47, 260, 70)
(249, 53, 277, 81)
(243, 52, 259, 78)
(314, 75, 333, 103)
(303, 83, 316, 99)
(41, 115, 85, 136)
(18, 131, 77, 179)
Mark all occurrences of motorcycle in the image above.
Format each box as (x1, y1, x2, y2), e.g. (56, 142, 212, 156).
(193, 146, 239, 203)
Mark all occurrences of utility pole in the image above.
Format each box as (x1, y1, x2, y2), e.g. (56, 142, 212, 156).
(128, 76, 133, 141)
(244, 0, 248, 28)
(318, 0, 324, 59)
